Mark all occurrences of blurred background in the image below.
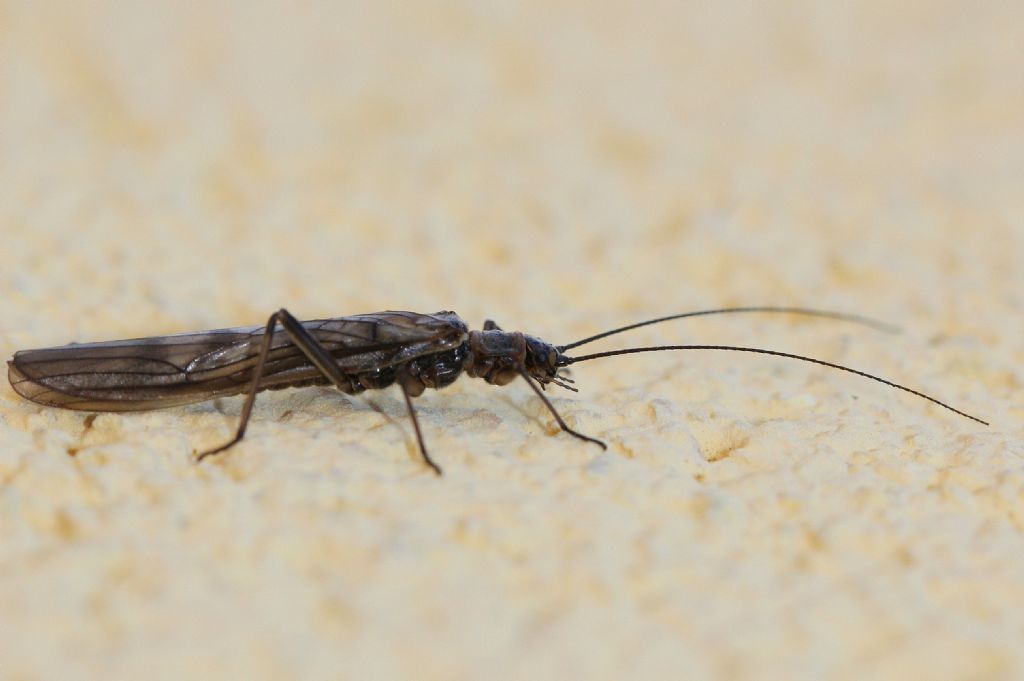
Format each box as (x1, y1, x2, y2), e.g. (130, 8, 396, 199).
(3, 1, 1020, 335)
(1, 1, 1022, 679)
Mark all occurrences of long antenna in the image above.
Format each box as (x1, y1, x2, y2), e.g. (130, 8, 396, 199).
(558, 307, 899, 352)
(562, 344, 988, 425)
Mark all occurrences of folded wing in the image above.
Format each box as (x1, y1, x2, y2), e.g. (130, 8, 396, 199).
(8, 311, 468, 411)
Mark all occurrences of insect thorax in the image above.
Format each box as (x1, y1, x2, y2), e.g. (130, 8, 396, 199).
(464, 330, 562, 386)
(463, 330, 524, 386)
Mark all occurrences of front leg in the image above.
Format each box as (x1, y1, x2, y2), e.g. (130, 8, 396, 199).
(518, 368, 606, 451)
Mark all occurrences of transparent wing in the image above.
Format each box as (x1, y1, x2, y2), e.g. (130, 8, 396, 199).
(8, 310, 468, 411)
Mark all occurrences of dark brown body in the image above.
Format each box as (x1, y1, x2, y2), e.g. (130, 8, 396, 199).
(8, 305, 985, 475)
(7, 309, 574, 474)
(8, 310, 563, 411)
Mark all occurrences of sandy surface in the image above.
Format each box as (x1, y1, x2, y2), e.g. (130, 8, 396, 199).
(1, 1, 1023, 679)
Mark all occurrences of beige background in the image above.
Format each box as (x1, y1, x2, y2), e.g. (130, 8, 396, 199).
(1, 1, 1022, 679)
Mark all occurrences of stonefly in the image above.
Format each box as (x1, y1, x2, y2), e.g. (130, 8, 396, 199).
(7, 307, 987, 475)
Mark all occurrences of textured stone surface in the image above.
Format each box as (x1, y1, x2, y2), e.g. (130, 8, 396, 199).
(1, 2, 1022, 679)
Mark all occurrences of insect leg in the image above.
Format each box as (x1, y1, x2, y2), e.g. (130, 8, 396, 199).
(274, 309, 446, 474)
(483, 320, 502, 330)
(197, 308, 360, 463)
(398, 381, 443, 476)
(518, 369, 607, 450)
(196, 311, 283, 462)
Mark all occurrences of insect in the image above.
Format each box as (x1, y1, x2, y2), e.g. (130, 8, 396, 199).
(7, 307, 987, 475)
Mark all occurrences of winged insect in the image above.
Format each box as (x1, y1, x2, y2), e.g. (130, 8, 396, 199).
(8, 307, 987, 474)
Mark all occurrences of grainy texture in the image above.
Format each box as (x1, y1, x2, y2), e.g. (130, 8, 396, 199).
(1, 2, 1022, 680)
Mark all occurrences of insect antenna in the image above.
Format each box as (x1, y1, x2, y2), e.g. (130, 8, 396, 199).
(560, 344, 988, 426)
(558, 307, 899, 352)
